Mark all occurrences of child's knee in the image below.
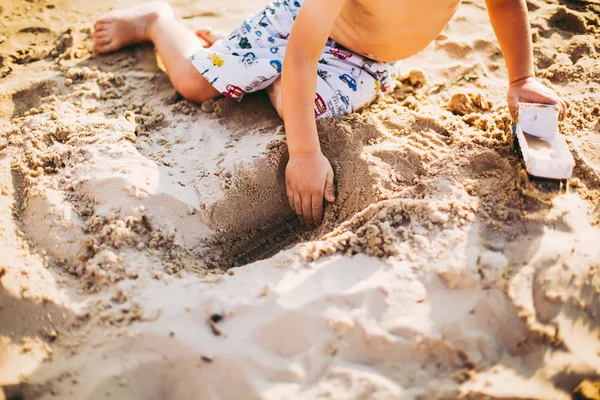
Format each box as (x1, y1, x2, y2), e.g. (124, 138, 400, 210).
(171, 63, 219, 103)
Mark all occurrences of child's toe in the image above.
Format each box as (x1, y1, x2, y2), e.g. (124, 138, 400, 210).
(195, 29, 223, 46)
(94, 41, 115, 54)
(93, 30, 109, 39)
(93, 36, 116, 53)
(94, 21, 110, 32)
(94, 19, 115, 33)
(96, 15, 115, 24)
(95, 36, 112, 44)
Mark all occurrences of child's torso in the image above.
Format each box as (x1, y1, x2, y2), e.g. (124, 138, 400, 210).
(330, 0, 462, 62)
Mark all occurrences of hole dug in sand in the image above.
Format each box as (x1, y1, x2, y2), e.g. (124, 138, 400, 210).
(207, 116, 383, 268)
(4, 73, 386, 293)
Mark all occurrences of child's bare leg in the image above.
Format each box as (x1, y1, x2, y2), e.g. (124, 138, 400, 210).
(93, 2, 219, 103)
(266, 78, 284, 119)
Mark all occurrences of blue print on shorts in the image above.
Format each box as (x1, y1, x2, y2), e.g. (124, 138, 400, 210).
(339, 74, 358, 92)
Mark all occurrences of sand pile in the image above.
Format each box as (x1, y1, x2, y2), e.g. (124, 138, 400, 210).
(1, 0, 600, 398)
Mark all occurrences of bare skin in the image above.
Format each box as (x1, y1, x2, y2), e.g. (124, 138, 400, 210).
(94, 2, 173, 54)
(94, 2, 219, 102)
(281, 0, 566, 228)
(332, 0, 462, 62)
(93, 0, 567, 228)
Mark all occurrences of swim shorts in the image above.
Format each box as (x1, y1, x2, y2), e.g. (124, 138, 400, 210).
(189, 0, 398, 119)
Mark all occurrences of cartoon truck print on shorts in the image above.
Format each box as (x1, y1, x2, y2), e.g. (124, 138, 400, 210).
(317, 69, 331, 81)
(245, 76, 270, 92)
(328, 47, 353, 61)
(374, 69, 390, 80)
(339, 73, 358, 91)
(361, 59, 375, 70)
(328, 90, 350, 115)
(239, 52, 258, 68)
(314, 93, 327, 118)
(224, 84, 245, 100)
(360, 59, 391, 91)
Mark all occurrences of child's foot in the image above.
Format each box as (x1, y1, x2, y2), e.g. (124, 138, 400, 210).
(195, 29, 224, 48)
(93, 2, 174, 53)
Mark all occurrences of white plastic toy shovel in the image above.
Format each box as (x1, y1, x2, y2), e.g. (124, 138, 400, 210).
(513, 103, 575, 180)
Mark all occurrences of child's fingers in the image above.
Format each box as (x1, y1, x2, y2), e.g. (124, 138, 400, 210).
(302, 195, 314, 228)
(508, 105, 519, 123)
(312, 194, 323, 226)
(559, 99, 568, 120)
(324, 171, 335, 203)
(293, 193, 304, 225)
(286, 188, 295, 211)
(507, 92, 520, 122)
(545, 96, 565, 120)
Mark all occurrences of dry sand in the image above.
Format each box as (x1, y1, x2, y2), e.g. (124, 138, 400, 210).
(1, 0, 600, 398)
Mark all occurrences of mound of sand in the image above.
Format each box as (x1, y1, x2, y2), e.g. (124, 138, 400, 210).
(1, 0, 599, 399)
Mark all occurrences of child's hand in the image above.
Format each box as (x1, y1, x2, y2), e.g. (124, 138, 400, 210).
(507, 77, 567, 121)
(286, 151, 336, 228)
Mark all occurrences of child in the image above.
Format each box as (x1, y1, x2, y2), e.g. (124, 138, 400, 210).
(93, 0, 567, 228)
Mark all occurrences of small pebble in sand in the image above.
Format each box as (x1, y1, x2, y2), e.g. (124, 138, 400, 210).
(430, 211, 449, 224)
(201, 101, 214, 113)
(407, 69, 428, 87)
(569, 177, 582, 188)
(258, 284, 271, 297)
(544, 289, 565, 304)
(413, 234, 429, 247)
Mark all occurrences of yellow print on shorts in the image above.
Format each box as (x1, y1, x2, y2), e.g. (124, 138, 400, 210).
(211, 53, 224, 67)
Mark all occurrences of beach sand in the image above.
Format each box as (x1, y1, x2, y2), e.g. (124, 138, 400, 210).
(1, 0, 600, 398)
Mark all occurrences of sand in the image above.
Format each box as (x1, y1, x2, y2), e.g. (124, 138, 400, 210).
(1, 0, 600, 398)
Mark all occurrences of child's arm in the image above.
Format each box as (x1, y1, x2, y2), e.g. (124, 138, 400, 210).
(282, 0, 346, 228)
(485, 0, 567, 119)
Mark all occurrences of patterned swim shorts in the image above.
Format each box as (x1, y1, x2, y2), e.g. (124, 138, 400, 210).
(189, 0, 398, 119)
